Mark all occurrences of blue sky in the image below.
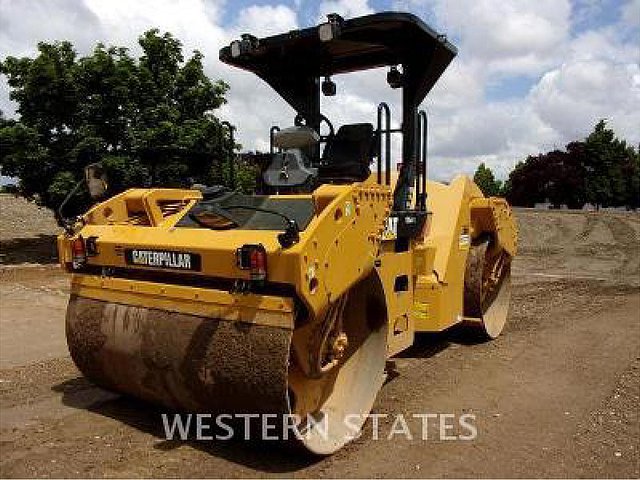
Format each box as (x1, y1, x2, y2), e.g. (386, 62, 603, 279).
(1, 0, 639, 181)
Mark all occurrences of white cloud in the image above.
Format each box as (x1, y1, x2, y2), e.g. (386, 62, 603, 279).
(231, 5, 298, 36)
(429, 0, 572, 76)
(568, 26, 639, 63)
(0, 0, 638, 182)
(525, 19, 640, 148)
(428, 61, 484, 111)
(317, 0, 374, 22)
(399, 0, 639, 179)
(81, 0, 228, 55)
(0, 0, 299, 153)
(0, 0, 104, 57)
(621, 0, 640, 26)
(530, 60, 640, 143)
(427, 99, 562, 179)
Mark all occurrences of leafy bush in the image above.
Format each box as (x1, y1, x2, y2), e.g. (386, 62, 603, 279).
(0, 30, 242, 217)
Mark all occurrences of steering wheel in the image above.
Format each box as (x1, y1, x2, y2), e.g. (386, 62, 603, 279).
(294, 113, 335, 140)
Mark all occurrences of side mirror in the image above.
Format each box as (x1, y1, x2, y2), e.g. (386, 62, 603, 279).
(322, 76, 336, 96)
(387, 66, 404, 89)
(85, 163, 108, 199)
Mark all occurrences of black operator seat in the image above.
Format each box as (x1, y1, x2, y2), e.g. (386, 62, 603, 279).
(319, 123, 375, 183)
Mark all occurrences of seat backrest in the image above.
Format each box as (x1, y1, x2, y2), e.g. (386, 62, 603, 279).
(273, 126, 320, 150)
(319, 123, 375, 182)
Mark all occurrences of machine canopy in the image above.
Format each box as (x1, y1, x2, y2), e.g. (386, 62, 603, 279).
(219, 12, 457, 118)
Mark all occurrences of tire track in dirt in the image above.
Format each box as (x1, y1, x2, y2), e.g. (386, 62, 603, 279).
(600, 215, 640, 277)
(515, 209, 640, 284)
(576, 213, 599, 241)
(1, 205, 638, 477)
(1, 278, 638, 478)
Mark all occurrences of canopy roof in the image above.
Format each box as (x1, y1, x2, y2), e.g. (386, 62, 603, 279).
(219, 12, 457, 115)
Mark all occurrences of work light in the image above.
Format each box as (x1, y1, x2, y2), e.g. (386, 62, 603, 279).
(318, 13, 344, 42)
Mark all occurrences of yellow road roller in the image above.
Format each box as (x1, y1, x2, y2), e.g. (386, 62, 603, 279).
(57, 12, 517, 454)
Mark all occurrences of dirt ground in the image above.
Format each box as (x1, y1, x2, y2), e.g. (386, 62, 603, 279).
(0, 194, 638, 478)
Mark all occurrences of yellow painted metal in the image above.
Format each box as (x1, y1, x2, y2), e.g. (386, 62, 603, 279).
(407, 175, 517, 333)
(69, 273, 294, 328)
(410, 176, 474, 331)
(57, 165, 518, 458)
(469, 196, 518, 257)
(58, 173, 517, 355)
(377, 240, 415, 357)
(83, 188, 202, 226)
(59, 184, 391, 321)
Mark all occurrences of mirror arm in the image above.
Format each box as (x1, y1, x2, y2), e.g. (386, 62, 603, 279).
(57, 178, 85, 234)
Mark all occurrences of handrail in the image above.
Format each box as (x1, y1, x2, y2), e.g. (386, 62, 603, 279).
(376, 102, 392, 185)
(221, 121, 236, 189)
(417, 110, 428, 211)
(269, 125, 281, 155)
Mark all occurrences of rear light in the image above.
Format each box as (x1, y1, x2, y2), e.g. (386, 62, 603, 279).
(249, 248, 267, 282)
(71, 235, 87, 270)
(236, 244, 267, 284)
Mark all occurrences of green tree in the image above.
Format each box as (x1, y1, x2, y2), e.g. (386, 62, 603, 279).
(473, 162, 502, 197)
(0, 30, 235, 217)
(583, 120, 637, 208)
(503, 156, 548, 207)
(504, 121, 638, 210)
(504, 149, 587, 209)
(621, 147, 640, 210)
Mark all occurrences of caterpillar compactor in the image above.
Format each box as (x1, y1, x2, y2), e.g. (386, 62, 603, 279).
(58, 12, 517, 454)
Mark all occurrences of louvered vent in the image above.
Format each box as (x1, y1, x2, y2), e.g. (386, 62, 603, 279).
(158, 200, 189, 217)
